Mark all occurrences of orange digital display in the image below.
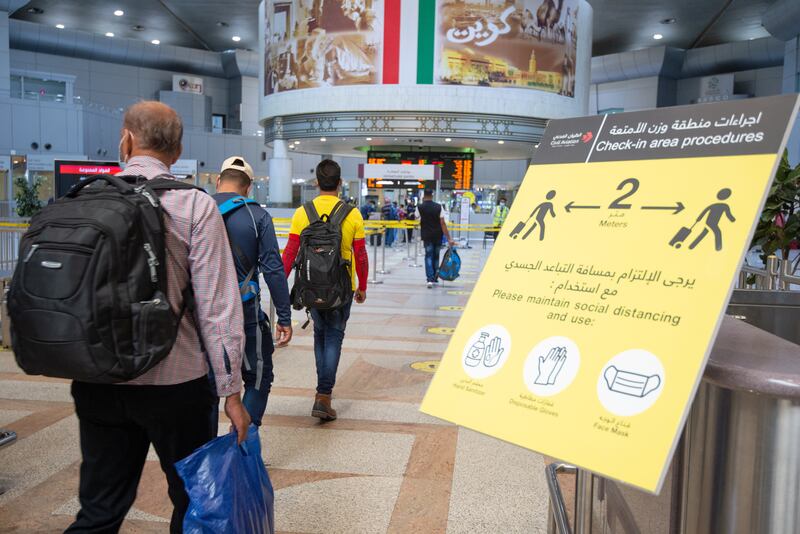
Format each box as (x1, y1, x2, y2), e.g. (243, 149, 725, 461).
(367, 151, 474, 190)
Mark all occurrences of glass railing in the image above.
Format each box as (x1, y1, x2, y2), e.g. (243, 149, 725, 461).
(0, 90, 263, 137)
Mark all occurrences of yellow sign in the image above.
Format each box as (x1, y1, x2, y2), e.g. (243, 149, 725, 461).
(421, 95, 800, 493)
(447, 290, 471, 296)
(438, 305, 464, 312)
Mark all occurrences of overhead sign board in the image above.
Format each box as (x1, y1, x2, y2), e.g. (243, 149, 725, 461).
(421, 94, 800, 493)
(55, 160, 122, 198)
(170, 159, 198, 177)
(365, 178, 426, 189)
(360, 164, 438, 181)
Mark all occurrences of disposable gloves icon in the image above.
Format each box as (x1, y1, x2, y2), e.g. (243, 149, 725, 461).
(534, 347, 567, 385)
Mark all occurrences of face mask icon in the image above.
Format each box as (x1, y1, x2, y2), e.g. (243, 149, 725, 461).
(603, 365, 661, 398)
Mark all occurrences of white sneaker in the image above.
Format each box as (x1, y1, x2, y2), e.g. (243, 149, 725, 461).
(427, 282, 433, 289)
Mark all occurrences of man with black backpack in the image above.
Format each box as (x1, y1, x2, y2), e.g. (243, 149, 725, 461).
(282, 160, 369, 421)
(9, 101, 251, 533)
(212, 156, 293, 428)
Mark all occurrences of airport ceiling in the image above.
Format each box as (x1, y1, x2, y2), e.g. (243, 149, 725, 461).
(9, 0, 780, 56)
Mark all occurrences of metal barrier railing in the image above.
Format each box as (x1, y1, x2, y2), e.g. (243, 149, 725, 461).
(546, 463, 576, 534)
(737, 255, 800, 290)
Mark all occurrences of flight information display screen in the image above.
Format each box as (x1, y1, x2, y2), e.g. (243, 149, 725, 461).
(367, 151, 473, 190)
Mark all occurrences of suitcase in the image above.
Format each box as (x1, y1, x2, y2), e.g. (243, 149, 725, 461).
(509, 221, 526, 238)
(669, 226, 692, 248)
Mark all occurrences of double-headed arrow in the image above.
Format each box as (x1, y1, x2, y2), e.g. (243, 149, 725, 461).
(564, 201, 684, 214)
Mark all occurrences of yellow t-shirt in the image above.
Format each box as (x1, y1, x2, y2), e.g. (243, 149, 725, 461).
(289, 196, 365, 290)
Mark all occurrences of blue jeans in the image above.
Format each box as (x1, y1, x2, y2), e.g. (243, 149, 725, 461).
(385, 228, 395, 247)
(424, 242, 442, 283)
(310, 301, 352, 395)
(241, 314, 275, 426)
(210, 304, 275, 430)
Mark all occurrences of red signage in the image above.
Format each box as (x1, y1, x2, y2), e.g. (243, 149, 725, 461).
(58, 164, 122, 175)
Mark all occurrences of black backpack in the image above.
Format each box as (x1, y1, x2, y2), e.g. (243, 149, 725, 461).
(8, 173, 202, 383)
(291, 200, 354, 311)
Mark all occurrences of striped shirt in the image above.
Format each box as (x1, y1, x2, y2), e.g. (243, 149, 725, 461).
(118, 156, 244, 396)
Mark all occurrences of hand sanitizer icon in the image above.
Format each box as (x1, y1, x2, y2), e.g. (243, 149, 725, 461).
(465, 332, 489, 367)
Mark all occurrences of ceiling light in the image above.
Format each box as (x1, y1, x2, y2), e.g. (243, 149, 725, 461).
(114, 9, 124, 16)
(653, 33, 663, 40)
(366, 137, 372, 141)
(151, 39, 160, 45)
(320, 137, 327, 142)
(232, 35, 241, 42)
(55, 24, 65, 29)
(105, 32, 115, 37)
(498, 140, 505, 145)
(445, 138, 452, 142)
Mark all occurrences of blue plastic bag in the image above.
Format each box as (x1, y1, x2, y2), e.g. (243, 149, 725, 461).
(176, 425, 274, 534)
(438, 247, 461, 281)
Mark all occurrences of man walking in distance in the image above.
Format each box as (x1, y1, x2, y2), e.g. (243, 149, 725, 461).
(68, 101, 250, 533)
(416, 190, 455, 289)
(213, 156, 293, 428)
(282, 160, 369, 421)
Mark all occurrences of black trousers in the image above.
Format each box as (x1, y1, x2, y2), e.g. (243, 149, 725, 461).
(67, 377, 216, 534)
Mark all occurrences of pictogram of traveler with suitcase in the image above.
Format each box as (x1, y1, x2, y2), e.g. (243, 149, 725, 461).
(670, 188, 735, 251)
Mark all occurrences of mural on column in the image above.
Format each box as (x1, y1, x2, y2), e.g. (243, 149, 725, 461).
(264, 0, 385, 95)
(435, 0, 580, 97)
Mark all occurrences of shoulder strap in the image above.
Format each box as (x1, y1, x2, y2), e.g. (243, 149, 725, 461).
(218, 195, 259, 217)
(215, 196, 258, 294)
(328, 201, 353, 228)
(148, 175, 206, 194)
(303, 201, 321, 224)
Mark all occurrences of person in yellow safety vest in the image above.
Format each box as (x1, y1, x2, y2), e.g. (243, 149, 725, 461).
(493, 198, 509, 229)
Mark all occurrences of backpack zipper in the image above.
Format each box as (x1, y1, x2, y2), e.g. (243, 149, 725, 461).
(23, 244, 39, 263)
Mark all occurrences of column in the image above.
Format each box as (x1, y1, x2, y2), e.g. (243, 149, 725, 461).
(783, 38, 800, 165)
(0, 10, 10, 96)
(269, 139, 293, 207)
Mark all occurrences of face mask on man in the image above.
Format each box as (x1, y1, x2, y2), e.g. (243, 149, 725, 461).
(118, 130, 134, 164)
(499, 201, 506, 207)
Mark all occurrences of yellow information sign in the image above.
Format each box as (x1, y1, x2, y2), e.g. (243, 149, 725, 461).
(421, 95, 800, 492)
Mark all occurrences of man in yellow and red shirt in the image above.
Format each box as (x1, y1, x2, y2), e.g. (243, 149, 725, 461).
(282, 160, 368, 420)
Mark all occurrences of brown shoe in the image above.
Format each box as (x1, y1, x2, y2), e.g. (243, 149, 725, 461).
(312, 393, 337, 421)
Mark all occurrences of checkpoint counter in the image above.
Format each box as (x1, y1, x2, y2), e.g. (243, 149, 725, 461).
(547, 290, 800, 534)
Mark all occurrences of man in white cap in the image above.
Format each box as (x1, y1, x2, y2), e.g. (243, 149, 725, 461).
(212, 156, 293, 429)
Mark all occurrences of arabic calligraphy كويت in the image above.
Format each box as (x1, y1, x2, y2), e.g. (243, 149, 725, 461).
(445, 6, 515, 47)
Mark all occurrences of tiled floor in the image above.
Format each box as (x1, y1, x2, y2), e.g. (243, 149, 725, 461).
(0, 242, 551, 533)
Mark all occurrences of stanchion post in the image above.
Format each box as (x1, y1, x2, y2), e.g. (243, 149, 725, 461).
(574, 469, 593, 534)
(378, 227, 391, 274)
(370, 230, 383, 285)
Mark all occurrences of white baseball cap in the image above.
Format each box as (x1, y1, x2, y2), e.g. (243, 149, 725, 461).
(221, 156, 254, 182)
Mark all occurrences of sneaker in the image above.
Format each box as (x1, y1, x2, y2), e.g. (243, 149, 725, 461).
(312, 393, 337, 421)
(427, 282, 433, 289)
